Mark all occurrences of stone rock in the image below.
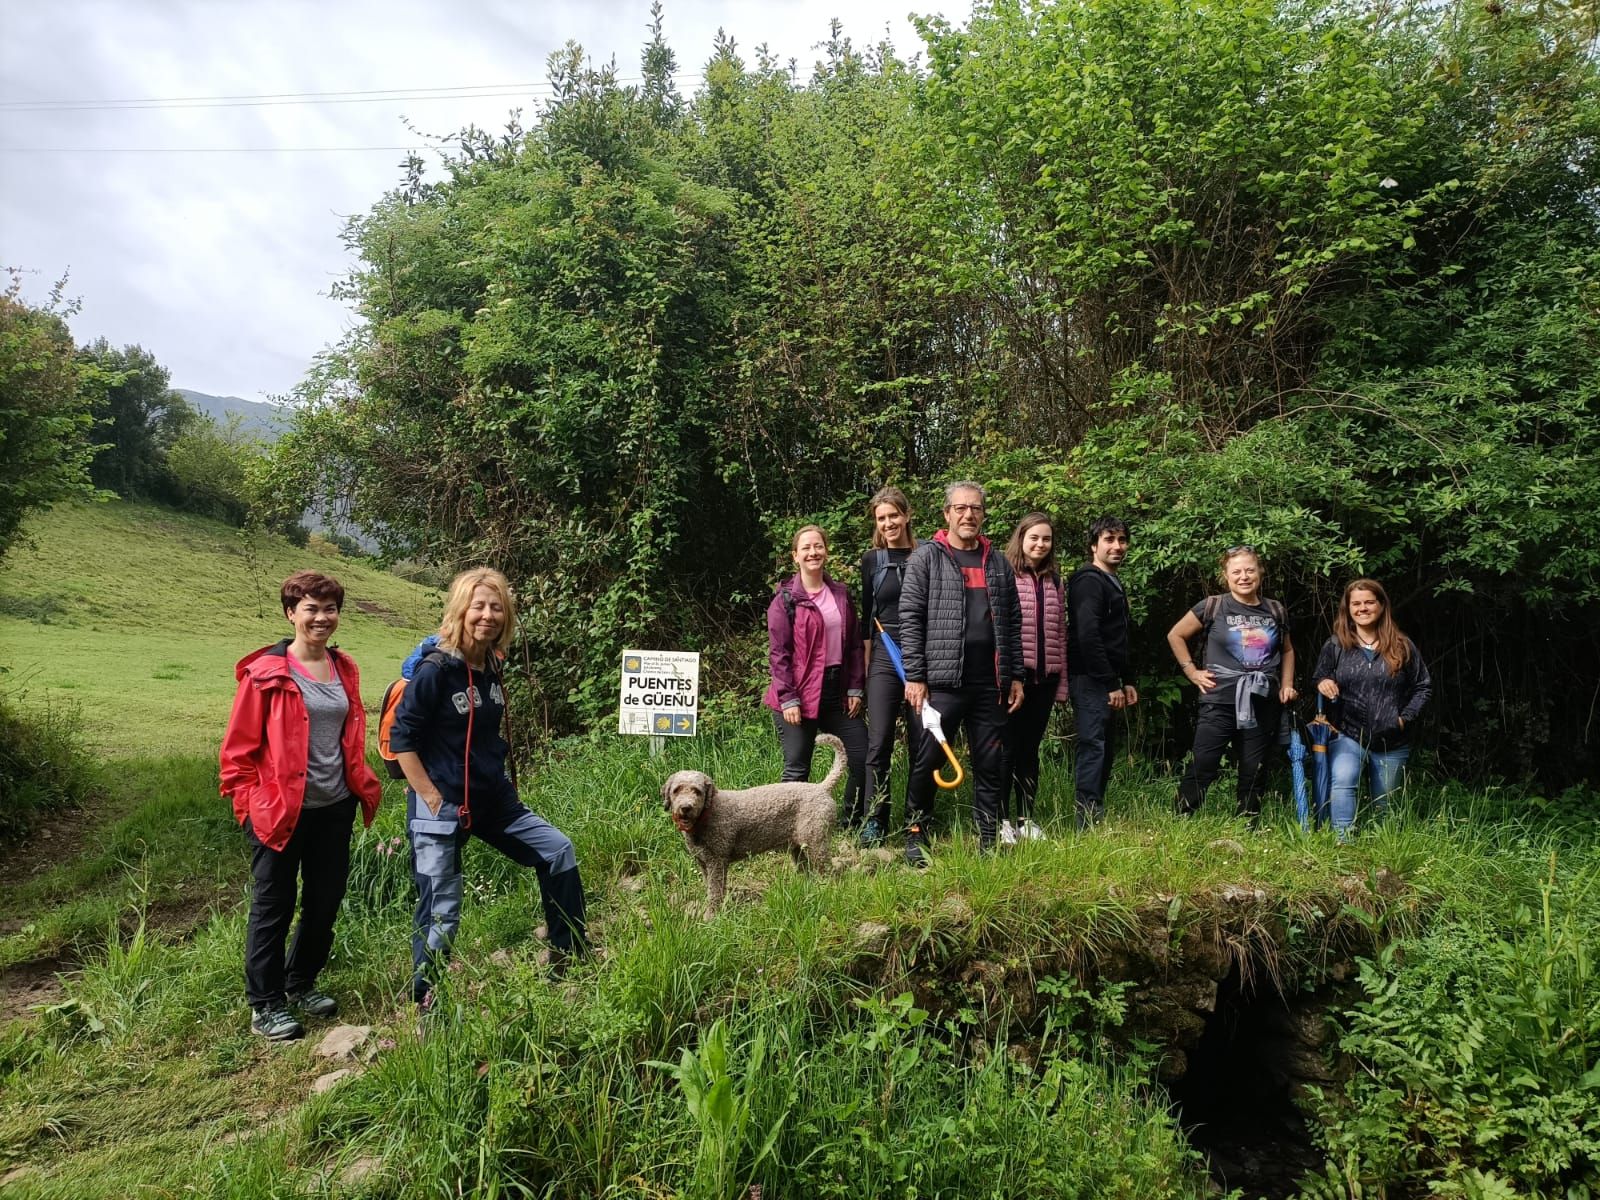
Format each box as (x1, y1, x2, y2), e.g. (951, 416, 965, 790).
(1208, 838, 1247, 857)
(935, 893, 974, 928)
(312, 1067, 355, 1095)
(619, 874, 647, 894)
(1373, 867, 1405, 899)
(853, 921, 892, 954)
(315, 1024, 372, 1060)
(339, 1155, 383, 1188)
(1283, 1045, 1337, 1083)
(867, 847, 897, 866)
(489, 949, 512, 967)
(1, 1166, 36, 1186)
(1219, 884, 1267, 905)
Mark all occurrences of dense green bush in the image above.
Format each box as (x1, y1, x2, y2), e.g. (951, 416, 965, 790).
(0, 692, 100, 842)
(1304, 851, 1600, 1197)
(272, 0, 1600, 782)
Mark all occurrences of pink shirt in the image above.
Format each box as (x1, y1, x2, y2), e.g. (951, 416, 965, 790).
(810, 585, 844, 668)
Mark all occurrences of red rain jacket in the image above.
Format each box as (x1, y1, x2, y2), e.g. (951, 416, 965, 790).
(219, 640, 382, 850)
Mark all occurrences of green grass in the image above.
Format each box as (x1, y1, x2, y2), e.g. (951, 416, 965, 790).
(0, 501, 439, 757)
(3, 718, 1592, 1198)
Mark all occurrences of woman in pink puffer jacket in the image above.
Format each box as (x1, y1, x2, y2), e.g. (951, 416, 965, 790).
(1002, 512, 1068, 842)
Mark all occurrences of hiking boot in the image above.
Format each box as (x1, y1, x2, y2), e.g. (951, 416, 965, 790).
(288, 988, 338, 1019)
(904, 824, 930, 869)
(998, 820, 1018, 847)
(858, 817, 886, 848)
(251, 1004, 304, 1041)
(1017, 819, 1046, 842)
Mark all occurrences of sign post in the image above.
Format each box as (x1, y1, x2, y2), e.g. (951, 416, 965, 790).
(618, 650, 700, 756)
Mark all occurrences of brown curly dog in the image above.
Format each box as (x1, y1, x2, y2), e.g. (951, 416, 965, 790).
(661, 734, 845, 918)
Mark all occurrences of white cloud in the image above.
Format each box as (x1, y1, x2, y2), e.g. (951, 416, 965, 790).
(1, 0, 958, 398)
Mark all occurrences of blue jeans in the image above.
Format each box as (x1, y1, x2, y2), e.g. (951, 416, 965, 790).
(407, 780, 584, 1002)
(1328, 737, 1410, 834)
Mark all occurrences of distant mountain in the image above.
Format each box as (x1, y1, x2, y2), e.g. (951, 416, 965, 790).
(173, 388, 286, 439)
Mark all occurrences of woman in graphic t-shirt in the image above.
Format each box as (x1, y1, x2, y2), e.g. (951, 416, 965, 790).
(857, 487, 917, 846)
(1313, 578, 1432, 838)
(764, 524, 867, 822)
(219, 571, 382, 1041)
(1165, 546, 1298, 817)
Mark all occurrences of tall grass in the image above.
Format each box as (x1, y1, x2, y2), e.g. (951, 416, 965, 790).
(2, 723, 1595, 1197)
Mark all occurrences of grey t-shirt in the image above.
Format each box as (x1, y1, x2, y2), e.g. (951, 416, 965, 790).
(1191, 595, 1285, 707)
(291, 669, 352, 808)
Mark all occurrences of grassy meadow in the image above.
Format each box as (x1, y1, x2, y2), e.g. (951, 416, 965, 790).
(0, 503, 1596, 1198)
(0, 501, 439, 757)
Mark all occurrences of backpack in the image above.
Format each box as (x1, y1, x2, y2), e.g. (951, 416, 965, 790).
(377, 637, 515, 789)
(377, 635, 442, 779)
(1191, 594, 1289, 667)
(863, 548, 907, 628)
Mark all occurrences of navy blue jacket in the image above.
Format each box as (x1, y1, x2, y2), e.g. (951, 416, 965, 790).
(1312, 636, 1432, 751)
(389, 649, 512, 804)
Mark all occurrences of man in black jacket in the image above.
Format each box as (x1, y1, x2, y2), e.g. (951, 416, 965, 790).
(900, 482, 1025, 864)
(1066, 517, 1138, 828)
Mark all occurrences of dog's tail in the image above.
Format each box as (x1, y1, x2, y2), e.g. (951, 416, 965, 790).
(813, 733, 848, 795)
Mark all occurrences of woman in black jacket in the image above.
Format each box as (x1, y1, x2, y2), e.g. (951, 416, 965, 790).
(1313, 578, 1431, 838)
(857, 486, 917, 846)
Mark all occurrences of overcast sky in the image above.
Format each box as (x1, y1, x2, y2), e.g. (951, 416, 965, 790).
(1, 0, 961, 402)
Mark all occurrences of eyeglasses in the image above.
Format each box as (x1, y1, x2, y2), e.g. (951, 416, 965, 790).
(947, 504, 985, 515)
(1224, 544, 1257, 556)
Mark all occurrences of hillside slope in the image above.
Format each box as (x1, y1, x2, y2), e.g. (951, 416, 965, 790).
(0, 502, 438, 756)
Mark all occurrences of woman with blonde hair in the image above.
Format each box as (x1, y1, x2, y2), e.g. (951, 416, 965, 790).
(1314, 578, 1431, 837)
(390, 568, 586, 1006)
(857, 487, 917, 845)
(1166, 545, 1298, 818)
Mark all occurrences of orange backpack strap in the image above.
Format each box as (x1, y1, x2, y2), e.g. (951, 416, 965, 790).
(377, 678, 409, 779)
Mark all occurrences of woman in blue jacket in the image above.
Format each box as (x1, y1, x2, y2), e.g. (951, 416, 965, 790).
(390, 568, 586, 1006)
(1313, 578, 1432, 838)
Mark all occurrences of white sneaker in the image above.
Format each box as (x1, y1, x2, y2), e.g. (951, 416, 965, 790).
(1018, 819, 1047, 841)
(998, 820, 1019, 847)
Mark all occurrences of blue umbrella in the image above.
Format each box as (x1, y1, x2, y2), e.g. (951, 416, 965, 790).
(875, 620, 964, 789)
(1286, 722, 1310, 831)
(1308, 695, 1339, 828)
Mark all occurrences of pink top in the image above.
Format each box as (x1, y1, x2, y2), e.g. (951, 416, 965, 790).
(811, 584, 844, 667)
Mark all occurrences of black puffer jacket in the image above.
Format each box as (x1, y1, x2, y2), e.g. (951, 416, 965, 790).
(899, 531, 1024, 691)
(1312, 636, 1432, 751)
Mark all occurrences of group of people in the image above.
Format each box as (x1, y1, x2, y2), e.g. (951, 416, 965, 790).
(763, 481, 1433, 867)
(220, 568, 585, 1040)
(218, 486, 1432, 1039)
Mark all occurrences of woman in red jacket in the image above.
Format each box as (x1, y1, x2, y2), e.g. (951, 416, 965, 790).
(763, 525, 868, 823)
(1002, 512, 1067, 843)
(219, 571, 382, 1041)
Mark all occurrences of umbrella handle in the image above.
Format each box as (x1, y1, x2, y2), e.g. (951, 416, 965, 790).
(933, 740, 964, 790)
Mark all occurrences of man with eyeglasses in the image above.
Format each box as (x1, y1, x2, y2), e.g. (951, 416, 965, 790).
(898, 481, 1025, 865)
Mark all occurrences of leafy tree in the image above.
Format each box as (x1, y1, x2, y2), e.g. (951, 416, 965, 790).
(0, 273, 100, 563)
(77, 339, 193, 498)
(165, 412, 262, 526)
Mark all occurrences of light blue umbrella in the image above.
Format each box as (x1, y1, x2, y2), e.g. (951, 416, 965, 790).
(1308, 695, 1339, 828)
(1287, 723, 1310, 831)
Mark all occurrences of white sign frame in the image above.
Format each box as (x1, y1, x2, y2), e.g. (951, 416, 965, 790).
(618, 649, 700, 737)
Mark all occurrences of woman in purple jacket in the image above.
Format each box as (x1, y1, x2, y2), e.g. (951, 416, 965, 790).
(1002, 512, 1067, 843)
(762, 524, 868, 825)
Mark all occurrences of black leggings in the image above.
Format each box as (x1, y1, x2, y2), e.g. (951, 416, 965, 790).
(1177, 697, 1280, 817)
(1003, 675, 1058, 821)
(863, 650, 911, 828)
(772, 667, 867, 822)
